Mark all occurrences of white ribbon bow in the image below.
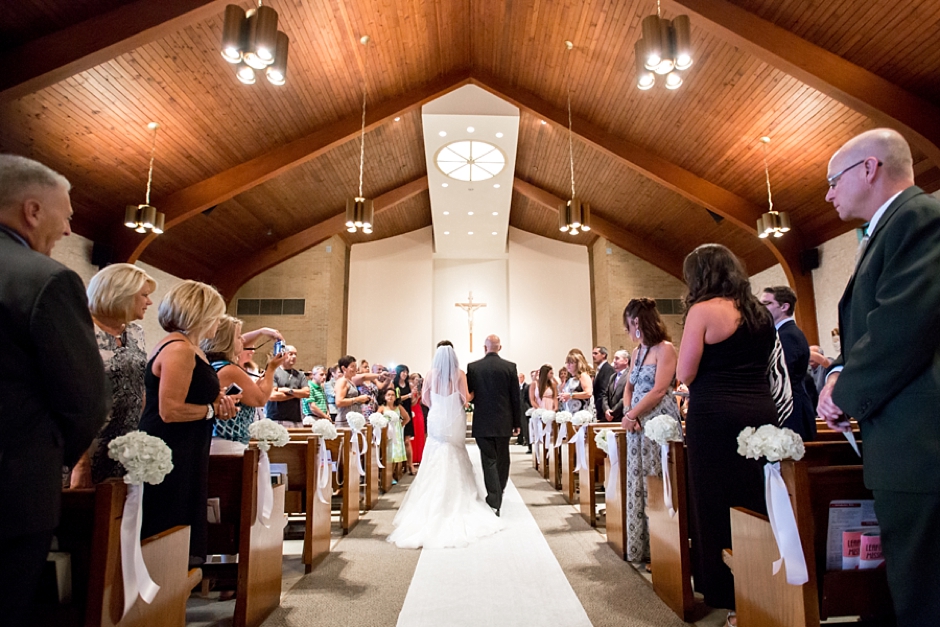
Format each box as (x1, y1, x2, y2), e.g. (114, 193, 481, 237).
(764, 461, 809, 585)
(257, 449, 273, 526)
(120, 483, 160, 617)
(661, 443, 676, 517)
(604, 430, 620, 505)
(350, 429, 367, 476)
(317, 439, 333, 504)
(371, 425, 385, 469)
(554, 424, 569, 449)
(542, 422, 553, 449)
(530, 416, 542, 450)
(571, 425, 589, 472)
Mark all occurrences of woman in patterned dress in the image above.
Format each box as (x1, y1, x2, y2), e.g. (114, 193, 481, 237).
(558, 348, 594, 413)
(620, 298, 683, 564)
(70, 264, 157, 487)
(378, 387, 410, 479)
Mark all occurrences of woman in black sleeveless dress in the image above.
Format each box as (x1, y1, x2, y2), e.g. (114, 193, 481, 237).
(138, 281, 234, 564)
(677, 245, 777, 618)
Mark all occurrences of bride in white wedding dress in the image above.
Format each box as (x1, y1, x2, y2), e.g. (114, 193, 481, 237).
(387, 344, 505, 549)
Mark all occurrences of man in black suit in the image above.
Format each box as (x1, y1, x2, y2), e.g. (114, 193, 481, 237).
(517, 372, 530, 447)
(591, 346, 614, 420)
(604, 350, 631, 422)
(467, 334, 520, 515)
(0, 155, 109, 625)
(760, 286, 816, 441)
(817, 129, 940, 625)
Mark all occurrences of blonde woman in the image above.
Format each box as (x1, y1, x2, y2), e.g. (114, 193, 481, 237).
(558, 349, 594, 413)
(71, 264, 156, 487)
(139, 280, 238, 566)
(202, 315, 285, 454)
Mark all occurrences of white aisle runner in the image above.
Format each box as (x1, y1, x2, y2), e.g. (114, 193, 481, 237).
(396, 443, 593, 627)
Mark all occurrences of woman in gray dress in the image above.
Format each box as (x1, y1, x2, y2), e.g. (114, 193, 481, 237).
(621, 297, 683, 564)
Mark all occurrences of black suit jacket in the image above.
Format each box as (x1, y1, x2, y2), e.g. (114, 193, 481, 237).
(777, 320, 817, 441)
(0, 229, 109, 538)
(467, 352, 521, 438)
(831, 186, 940, 493)
(593, 361, 614, 419)
(520, 382, 531, 418)
(605, 369, 629, 421)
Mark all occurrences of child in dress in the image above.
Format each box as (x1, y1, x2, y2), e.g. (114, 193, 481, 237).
(378, 388, 410, 481)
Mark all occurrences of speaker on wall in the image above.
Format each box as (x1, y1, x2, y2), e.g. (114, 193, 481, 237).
(799, 248, 820, 274)
(91, 241, 114, 269)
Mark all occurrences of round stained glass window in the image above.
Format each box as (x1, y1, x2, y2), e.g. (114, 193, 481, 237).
(435, 141, 506, 182)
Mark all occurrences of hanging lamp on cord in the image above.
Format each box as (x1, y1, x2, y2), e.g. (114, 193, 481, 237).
(756, 136, 790, 238)
(124, 123, 166, 235)
(346, 36, 374, 235)
(558, 41, 591, 236)
(635, 0, 692, 90)
(221, 1, 290, 86)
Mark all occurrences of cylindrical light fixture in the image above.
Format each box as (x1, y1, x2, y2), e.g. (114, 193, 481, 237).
(778, 212, 791, 232)
(266, 31, 289, 85)
(558, 202, 570, 232)
(641, 15, 663, 70)
(635, 40, 655, 90)
(236, 62, 256, 84)
(140, 205, 157, 229)
(220, 4, 247, 63)
(581, 201, 591, 231)
(672, 15, 693, 70)
(244, 5, 278, 69)
(125, 205, 140, 228)
(653, 19, 676, 75)
(152, 212, 166, 234)
(664, 71, 683, 89)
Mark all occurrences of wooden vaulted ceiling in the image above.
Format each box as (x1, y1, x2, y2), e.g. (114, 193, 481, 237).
(2, 0, 939, 304)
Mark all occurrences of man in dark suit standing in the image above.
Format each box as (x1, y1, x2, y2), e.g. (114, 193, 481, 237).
(604, 350, 631, 422)
(817, 129, 940, 625)
(591, 346, 614, 420)
(0, 155, 109, 625)
(517, 372, 530, 447)
(467, 334, 520, 516)
(760, 286, 816, 441)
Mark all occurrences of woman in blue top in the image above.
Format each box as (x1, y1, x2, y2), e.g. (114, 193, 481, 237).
(201, 315, 284, 454)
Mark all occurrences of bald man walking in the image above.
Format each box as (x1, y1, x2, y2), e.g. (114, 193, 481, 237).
(817, 128, 940, 625)
(467, 335, 521, 516)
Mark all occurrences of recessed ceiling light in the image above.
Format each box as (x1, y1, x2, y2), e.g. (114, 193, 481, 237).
(491, 231, 498, 235)
(467, 126, 475, 133)
(468, 211, 474, 216)
(493, 183, 500, 188)
(496, 132, 503, 138)
(443, 211, 450, 215)
(540, 120, 547, 125)
(394, 117, 401, 122)
(468, 231, 474, 235)
(442, 183, 448, 187)
(492, 211, 498, 215)
(439, 131, 447, 137)
(444, 231, 450, 235)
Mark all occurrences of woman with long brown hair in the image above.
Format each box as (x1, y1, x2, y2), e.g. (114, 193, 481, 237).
(621, 298, 682, 565)
(676, 244, 778, 624)
(533, 364, 558, 411)
(558, 349, 593, 413)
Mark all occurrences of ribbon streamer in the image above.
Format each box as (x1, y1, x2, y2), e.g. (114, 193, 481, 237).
(530, 416, 542, 451)
(661, 443, 676, 517)
(542, 422, 553, 449)
(572, 425, 589, 472)
(120, 483, 160, 617)
(554, 423, 570, 449)
(844, 430, 860, 457)
(372, 425, 385, 468)
(604, 430, 620, 506)
(257, 448, 273, 525)
(317, 439, 333, 504)
(350, 429, 366, 476)
(764, 461, 809, 585)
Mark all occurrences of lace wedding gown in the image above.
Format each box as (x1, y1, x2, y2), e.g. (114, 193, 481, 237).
(387, 390, 505, 549)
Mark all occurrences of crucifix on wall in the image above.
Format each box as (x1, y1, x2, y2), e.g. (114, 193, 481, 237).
(455, 291, 487, 352)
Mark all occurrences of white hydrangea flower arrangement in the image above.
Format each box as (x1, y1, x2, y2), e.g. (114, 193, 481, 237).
(525, 407, 537, 416)
(310, 418, 338, 441)
(555, 411, 573, 424)
(302, 415, 315, 426)
(108, 431, 174, 485)
(369, 412, 389, 430)
(571, 410, 593, 427)
(540, 410, 556, 425)
(347, 412, 366, 433)
(737, 424, 805, 462)
(594, 428, 610, 454)
(385, 409, 402, 424)
(249, 419, 290, 451)
(644, 414, 683, 446)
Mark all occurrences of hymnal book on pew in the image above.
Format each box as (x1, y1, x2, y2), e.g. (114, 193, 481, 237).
(826, 500, 878, 570)
(270, 463, 288, 486)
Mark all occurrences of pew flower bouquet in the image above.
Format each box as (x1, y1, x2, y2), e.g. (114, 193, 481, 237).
(525, 407, 537, 416)
(555, 411, 573, 424)
(644, 414, 683, 446)
(737, 424, 805, 462)
(571, 410, 594, 427)
(310, 418, 338, 441)
(347, 412, 367, 433)
(594, 428, 610, 454)
(540, 410, 556, 425)
(369, 412, 389, 430)
(249, 419, 290, 452)
(108, 431, 173, 485)
(384, 409, 402, 424)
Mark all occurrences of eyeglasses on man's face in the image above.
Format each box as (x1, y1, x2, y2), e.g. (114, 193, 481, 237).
(827, 158, 882, 189)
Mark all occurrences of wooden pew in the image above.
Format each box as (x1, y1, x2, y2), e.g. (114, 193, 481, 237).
(206, 448, 286, 627)
(578, 423, 620, 527)
(266, 436, 331, 572)
(547, 422, 563, 490)
(558, 422, 578, 503)
(364, 424, 380, 509)
(286, 428, 360, 533)
(37, 480, 199, 627)
(731, 444, 892, 627)
(603, 429, 629, 561)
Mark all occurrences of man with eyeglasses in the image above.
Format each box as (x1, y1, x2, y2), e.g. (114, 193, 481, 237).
(817, 128, 940, 625)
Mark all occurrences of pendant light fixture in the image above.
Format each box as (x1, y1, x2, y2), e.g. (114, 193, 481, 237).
(346, 36, 374, 235)
(220, 2, 289, 86)
(635, 0, 693, 90)
(124, 123, 166, 235)
(558, 41, 591, 236)
(756, 136, 791, 239)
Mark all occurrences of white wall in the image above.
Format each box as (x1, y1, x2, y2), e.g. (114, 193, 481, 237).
(812, 229, 859, 356)
(750, 263, 789, 293)
(347, 227, 435, 373)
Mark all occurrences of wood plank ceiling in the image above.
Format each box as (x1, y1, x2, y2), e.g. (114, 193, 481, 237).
(1, 0, 938, 293)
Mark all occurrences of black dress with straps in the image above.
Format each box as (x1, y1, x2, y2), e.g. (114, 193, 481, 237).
(685, 321, 777, 610)
(139, 339, 219, 562)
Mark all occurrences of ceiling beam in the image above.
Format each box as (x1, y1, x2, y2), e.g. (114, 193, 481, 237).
(664, 0, 940, 168)
(214, 176, 429, 300)
(512, 177, 684, 279)
(114, 70, 471, 263)
(0, 0, 226, 103)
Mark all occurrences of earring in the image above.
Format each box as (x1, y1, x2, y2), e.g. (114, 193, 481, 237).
(635, 328, 641, 339)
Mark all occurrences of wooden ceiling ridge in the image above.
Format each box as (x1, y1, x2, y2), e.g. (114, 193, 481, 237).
(113, 70, 472, 264)
(0, 0, 227, 103)
(664, 0, 940, 168)
(215, 175, 430, 300)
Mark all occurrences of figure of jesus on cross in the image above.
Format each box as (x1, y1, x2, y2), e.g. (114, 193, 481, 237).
(455, 291, 486, 352)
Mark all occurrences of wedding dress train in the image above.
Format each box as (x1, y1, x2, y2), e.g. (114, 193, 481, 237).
(387, 391, 505, 549)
